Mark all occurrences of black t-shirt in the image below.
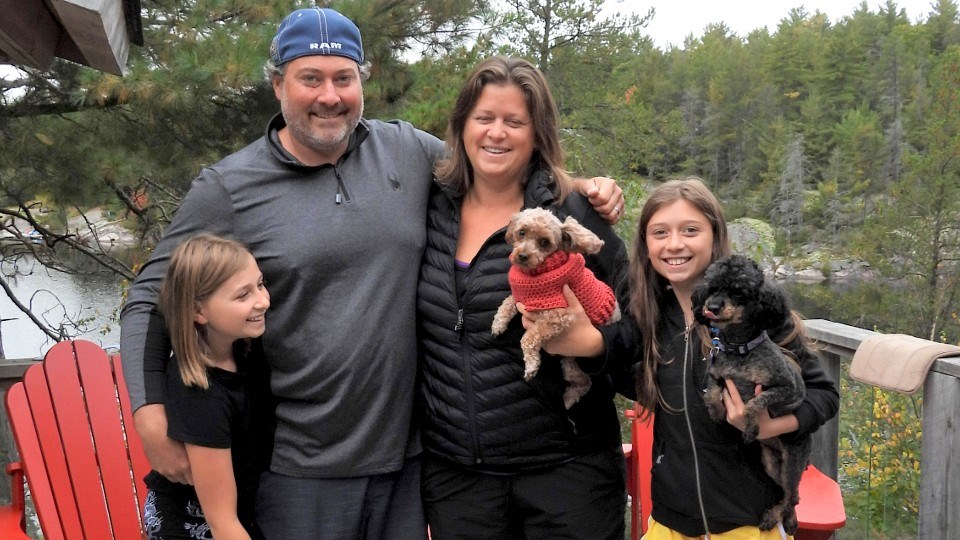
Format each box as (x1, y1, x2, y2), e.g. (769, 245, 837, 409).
(144, 346, 266, 534)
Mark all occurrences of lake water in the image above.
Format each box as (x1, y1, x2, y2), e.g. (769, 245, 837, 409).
(0, 258, 124, 360)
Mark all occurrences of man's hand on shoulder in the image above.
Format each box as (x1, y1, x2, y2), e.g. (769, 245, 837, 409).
(575, 177, 625, 225)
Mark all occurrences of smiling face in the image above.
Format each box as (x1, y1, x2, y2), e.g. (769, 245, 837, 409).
(194, 253, 270, 358)
(273, 54, 364, 165)
(645, 198, 715, 296)
(463, 83, 535, 187)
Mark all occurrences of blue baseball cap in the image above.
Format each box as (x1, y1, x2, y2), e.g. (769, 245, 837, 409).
(270, 7, 364, 66)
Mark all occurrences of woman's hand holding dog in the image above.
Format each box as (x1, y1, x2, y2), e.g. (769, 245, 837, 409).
(519, 285, 605, 358)
(722, 379, 800, 440)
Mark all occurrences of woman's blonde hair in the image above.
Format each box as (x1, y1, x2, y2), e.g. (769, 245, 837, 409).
(629, 178, 731, 412)
(159, 233, 254, 389)
(434, 56, 573, 200)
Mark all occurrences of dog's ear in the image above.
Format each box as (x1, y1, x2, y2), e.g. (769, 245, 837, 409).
(690, 281, 712, 326)
(560, 216, 604, 254)
(745, 258, 766, 293)
(756, 281, 790, 329)
(747, 257, 764, 287)
(505, 214, 519, 244)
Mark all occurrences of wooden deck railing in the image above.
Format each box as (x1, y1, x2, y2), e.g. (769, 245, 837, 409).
(0, 320, 957, 538)
(804, 318, 960, 540)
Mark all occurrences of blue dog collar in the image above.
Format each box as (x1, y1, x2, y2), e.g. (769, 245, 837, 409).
(712, 329, 769, 356)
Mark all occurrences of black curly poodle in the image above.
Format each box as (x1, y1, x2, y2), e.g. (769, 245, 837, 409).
(691, 254, 811, 535)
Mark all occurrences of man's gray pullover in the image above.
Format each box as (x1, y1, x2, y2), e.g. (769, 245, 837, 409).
(120, 114, 443, 477)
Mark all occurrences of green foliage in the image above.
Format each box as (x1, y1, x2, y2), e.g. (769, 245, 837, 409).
(839, 364, 922, 538)
(611, 176, 650, 246)
(389, 47, 483, 137)
(854, 45, 960, 341)
(493, 0, 650, 69)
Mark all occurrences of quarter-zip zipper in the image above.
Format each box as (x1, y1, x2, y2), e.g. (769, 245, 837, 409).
(334, 165, 350, 204)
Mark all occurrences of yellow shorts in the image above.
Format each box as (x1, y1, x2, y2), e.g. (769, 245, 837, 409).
(642, 518, 792, 540)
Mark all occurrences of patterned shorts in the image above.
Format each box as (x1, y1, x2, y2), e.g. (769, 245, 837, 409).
(144, 489, 213, 539)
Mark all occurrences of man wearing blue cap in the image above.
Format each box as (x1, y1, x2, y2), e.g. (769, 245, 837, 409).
(120, 6, 622, 540)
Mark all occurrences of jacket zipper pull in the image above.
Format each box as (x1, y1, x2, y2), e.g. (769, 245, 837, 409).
(334, 166, 345, 204)
(454, 309, 464, 332)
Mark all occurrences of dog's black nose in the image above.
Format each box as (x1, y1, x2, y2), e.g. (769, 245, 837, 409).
(516, 253, 528, 263)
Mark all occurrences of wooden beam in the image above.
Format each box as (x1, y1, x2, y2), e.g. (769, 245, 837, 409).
(46, 0, 131, 75)
(805, 318, 878, 353)
(0, 0, 61, 70)
(0, 360, 35, 380)
(919, 357, 960, 540)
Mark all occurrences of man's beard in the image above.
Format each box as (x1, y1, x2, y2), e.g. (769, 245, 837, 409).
(281, 97, 364, 156)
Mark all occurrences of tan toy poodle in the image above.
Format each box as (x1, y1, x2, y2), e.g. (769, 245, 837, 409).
(491, 208, 621, 408)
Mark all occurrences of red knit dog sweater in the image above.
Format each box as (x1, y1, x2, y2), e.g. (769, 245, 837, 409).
(508, 251, 617, 324)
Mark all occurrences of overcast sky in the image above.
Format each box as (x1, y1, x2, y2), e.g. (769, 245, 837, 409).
(627, 0, 938, 49)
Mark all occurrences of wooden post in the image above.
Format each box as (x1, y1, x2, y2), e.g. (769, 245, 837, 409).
(0, 360, 36, 511)
(0, 317, 18, 360)
(804, 319, 879, 480)
(919, 357, 960, 539)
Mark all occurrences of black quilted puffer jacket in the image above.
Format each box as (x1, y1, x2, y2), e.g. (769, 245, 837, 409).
(416, 170, 634, 471)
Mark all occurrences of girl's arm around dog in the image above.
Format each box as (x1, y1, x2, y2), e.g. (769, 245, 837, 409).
(771, 316, 840, 442)
(721, 380, 800, 440)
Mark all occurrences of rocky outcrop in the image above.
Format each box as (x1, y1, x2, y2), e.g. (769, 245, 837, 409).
(728, 219, 875, 282)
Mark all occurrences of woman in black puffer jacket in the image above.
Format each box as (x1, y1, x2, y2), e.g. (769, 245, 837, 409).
(416, 56, 635, 540)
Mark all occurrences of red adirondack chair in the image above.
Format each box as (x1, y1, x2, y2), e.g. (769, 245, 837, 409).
(623, 404, 846, 540)
(2, 339, 151, 539)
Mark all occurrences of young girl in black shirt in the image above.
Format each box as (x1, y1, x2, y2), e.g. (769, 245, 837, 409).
(143, 233, 270, 539)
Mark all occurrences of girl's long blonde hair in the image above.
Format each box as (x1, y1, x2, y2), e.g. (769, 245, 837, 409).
(159, 233, 253, 389)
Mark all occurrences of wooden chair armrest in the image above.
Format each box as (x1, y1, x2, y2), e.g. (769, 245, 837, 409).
(0, 461, 28, 540)
(795, 464, 846, 540)
(6, 462, 25, 511)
